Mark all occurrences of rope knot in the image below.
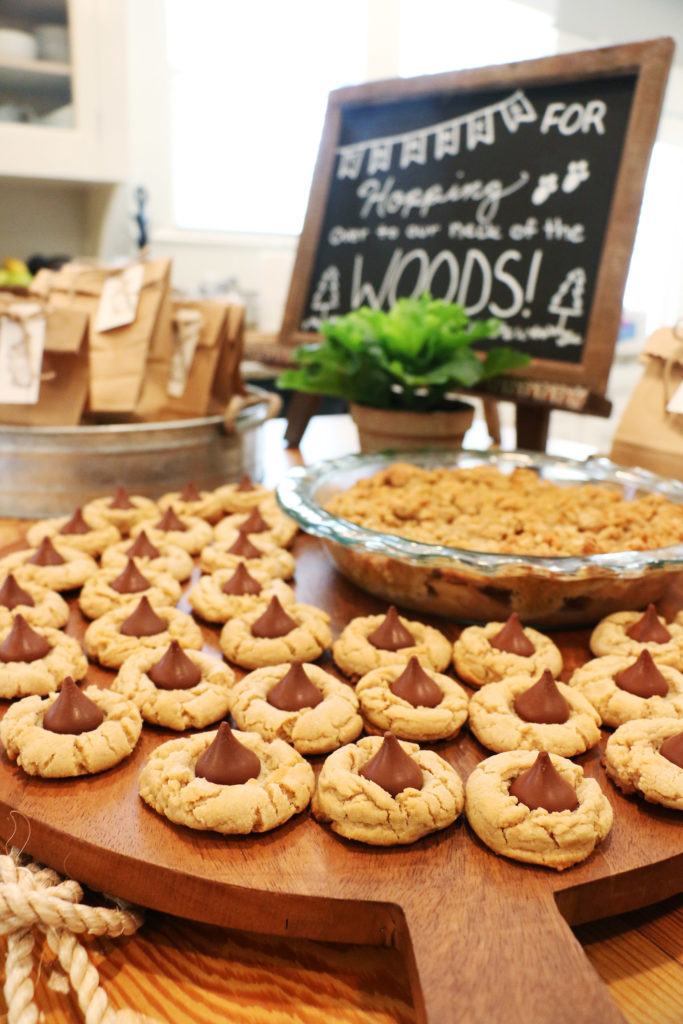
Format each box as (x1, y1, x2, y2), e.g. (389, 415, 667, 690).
(1, 849, 144, 1024)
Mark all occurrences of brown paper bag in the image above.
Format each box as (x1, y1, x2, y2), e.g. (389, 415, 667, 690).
(0, 291, 88, 427)
(137, 299, 246, 421)
(610, 327, 683, 481)
(161, 300, 229, 418)
(44, 259, 172, 414)
(212, 301, 246, 407)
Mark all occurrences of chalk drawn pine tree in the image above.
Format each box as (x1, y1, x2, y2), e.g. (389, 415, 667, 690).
(548, 267, 586, 340)
(310, 266, 341, 322)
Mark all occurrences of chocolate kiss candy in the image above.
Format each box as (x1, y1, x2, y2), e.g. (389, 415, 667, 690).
(359, 731, 423, 797)
(0, 614, 51, 663)
(389, 656, 442, 708)
(180, 481, 201, 502)
(127, 531, 160, 560)
(120, 596, 168, 637)
(109, 485, 135, 510)
(109, 558, 152, 595)
(614, 649, 669, 698)
(514, 669, 571, 724)
(221, 563, 262, 597)
(267, 661, 323, 711)
(0, 574, 34, 610)
(59, 507, 91, 535)
(195, 722, 261, 785)
(367, 606, 415, 651)
(43, 677, 104, 735)
(227, 532, 262, 559)
(251, 596, 298, 639)
(148, 639, 201, 690)
(509, 751, 578, 812)
(490, 613, 535, 656)
(236, 474, 254, 492)
(239, 507, 269, 534)
(29, 537, 65, 566)
(156, 507, 188, 532)
(659, 730, 683, 770)
(626, 604, 671, 644)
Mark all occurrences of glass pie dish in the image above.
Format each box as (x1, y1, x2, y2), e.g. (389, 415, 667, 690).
(276, 449, 683, 627)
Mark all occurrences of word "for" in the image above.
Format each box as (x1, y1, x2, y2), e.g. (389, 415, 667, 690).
(540, 100, 607, 136)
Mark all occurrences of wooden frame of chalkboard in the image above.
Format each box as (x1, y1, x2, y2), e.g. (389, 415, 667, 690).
(280, 38, 673, 397)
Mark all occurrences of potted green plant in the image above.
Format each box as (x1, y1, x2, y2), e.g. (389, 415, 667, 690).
(278, 293, 530, 451)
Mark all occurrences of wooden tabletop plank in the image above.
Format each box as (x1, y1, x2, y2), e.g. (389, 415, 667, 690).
(576, 895, 683, 1024)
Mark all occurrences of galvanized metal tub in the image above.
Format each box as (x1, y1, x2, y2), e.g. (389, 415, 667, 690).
(0, 386, 281, 518)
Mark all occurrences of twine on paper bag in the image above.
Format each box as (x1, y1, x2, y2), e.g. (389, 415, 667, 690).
(0, 848, 156, 1024)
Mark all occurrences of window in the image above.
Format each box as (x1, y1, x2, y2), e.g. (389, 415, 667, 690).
(623, 140, 683, 335)
(166, 0, 369, 236)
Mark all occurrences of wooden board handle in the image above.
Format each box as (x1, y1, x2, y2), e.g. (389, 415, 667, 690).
(397, 882, 628, 1024)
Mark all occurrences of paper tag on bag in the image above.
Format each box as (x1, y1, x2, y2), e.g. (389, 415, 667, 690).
(167, 309, 203, 397)
(0, 305, 46, 404)
(94, 264, 145, 332)
(666, 379, 683, 415)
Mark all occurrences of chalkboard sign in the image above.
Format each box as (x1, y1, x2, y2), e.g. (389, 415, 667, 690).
(280, 39, 673, 395)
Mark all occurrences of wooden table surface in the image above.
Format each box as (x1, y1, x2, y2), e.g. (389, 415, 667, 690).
(0, 415, 682, 1024)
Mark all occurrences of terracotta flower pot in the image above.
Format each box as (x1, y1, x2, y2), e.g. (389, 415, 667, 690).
(349, 400, 475, 453)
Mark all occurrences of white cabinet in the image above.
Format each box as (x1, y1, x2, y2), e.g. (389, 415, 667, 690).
(0, 0, 126, 183)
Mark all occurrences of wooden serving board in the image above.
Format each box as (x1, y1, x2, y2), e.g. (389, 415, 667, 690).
(0, 535, 682, 1024)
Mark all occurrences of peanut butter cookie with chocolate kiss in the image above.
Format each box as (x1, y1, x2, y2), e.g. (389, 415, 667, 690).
(568, 650, 683, 728)
(0, 615, 87, 698)
(84, 486, 158, 536)
(452, 613, 563, 688)
(113, 642, 235, 731)
(312, 732, 464, 845)
(0, 678, 142, 777)
(604, 718, 683, 810)
(333, 606, 451, 682)
(78, 559, 181, 619)
(188, 565, 295, 623)
(219, 596, 331, 670)
(139, 723, 315, 834)
(230, 661, 362, 754)
(214, 504, 298, 550)
(101, 530, 194, 583)
(215, 475, 272, 515)
(465, 750, 613, 870)
(355, 656, 469, 742)
(468, 670, 601, 756)
(0, 572, 69, 631)
(589, 605, 683, 668)
(1, 538, 98, 592)
(129, 506, 213, 555)
(84, 596, 203, 669)
(157, 481, 224, 523)
(26, 507, 120, 558)
(199, 531, 295, 580)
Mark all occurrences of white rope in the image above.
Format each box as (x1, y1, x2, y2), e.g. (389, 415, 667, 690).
(44, 929, 115, 1024)
(0, 850, 146, 1024)
(4, 928, 37, 1024)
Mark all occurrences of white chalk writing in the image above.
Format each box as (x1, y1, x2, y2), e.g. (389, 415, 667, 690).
(337, 89, 537, 180)
(350, 246, 543, 319)
(357, 172, 529, 224)
(539, 100, 606, 136)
